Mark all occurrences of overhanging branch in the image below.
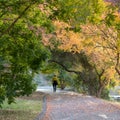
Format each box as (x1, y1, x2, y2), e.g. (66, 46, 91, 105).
(49, 59, 81, 74)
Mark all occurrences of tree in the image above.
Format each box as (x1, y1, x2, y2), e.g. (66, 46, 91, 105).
(48, 49, 117, 98)
(0, 0, 51, 106)
(81, 23, 120, 76)
(41, 0, 120, 98)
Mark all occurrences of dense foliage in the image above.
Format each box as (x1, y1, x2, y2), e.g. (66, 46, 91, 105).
(0, 0, 50, 106)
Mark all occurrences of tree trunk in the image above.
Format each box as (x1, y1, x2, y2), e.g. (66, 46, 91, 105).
(96, 86, 104, 98)
(115, 53, 120, 75)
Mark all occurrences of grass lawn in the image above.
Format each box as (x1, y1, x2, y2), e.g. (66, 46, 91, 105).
(0, 92, 45, 120)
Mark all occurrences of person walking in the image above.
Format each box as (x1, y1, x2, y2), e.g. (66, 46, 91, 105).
(52, 75, 58, 92)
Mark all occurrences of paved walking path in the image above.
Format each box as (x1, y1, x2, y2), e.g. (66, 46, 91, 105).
(36, 87, 120, 120)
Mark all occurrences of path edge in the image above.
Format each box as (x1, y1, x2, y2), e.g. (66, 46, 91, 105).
(34, 94, 47, 120)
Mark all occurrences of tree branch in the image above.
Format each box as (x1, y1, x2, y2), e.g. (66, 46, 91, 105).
(115, 52, 120, 75)
(49, 59, 81, 74)
(94, 65, 105, 77)
(0, 2, 34, 37)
